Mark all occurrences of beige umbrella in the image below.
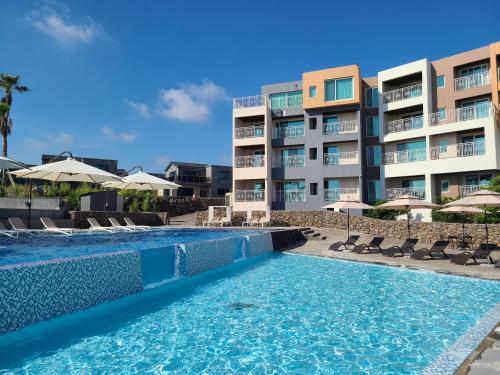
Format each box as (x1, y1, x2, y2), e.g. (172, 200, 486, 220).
(445, 189, 500, 246)
(376, 194, 440, 238)
(323, 200, 373, 239)
(102, 167, 180, 190)
(439, 206, 484, 247)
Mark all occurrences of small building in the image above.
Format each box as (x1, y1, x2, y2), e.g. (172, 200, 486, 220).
(164, 162, 232, 198)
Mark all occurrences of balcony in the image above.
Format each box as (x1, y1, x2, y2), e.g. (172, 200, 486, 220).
(454, 71, 490, 91)
(234, 155, 265, 168)
(430, 141, 485, 160)
(384, 115, 423, 135)
(235, 125, 264, 139)
(324, 188, 359, 201)
(322, 120, 358, 135)
(167, 175, 210, 184)
(386, 187, 425, 200)
(323, 152, 358, 166)
(233, 95, 265, 109)
(383, 148, 427, 165)
(272, 155, 305, 168)
(273, 126, 305, 139)
(274, 190, 305, 202)
(383, 83, 422, 104)
(429, 102, 493, 126)
(234, 190, 265, 202)
(459, 185, 482, 197)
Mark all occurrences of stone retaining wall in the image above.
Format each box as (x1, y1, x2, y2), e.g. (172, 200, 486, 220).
(71, 211, 169, 229)
(166, 197, 226, 217)
(196, 210, 500, 243)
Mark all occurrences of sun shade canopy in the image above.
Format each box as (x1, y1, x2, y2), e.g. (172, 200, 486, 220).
(101, 170, 180, 190)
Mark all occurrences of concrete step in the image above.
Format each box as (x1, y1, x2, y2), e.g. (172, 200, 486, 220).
(298, 227, 311, 232)
(304, 232, 327, 241)
(302, 230, 315, 235)
(469, 364, 500, 375)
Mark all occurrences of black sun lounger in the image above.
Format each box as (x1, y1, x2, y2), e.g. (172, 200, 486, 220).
(451, 243, 498, 265)
(329, 235, 360, 251)
(410, 240, 450, 260)
(351, 236, 385, 254)
(382, 238, 419, 257)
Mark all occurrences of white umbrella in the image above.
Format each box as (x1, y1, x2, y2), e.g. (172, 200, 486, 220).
(0, 156, 25, 170)
(376, 194, 440, 238)
(102, 169, 180, 190)
(323, 200, 373, 239)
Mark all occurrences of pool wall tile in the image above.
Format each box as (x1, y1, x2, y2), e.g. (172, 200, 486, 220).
(140, 245, 176, 288)
(246, 233, 274, 257)
(0, 251, 142, 335)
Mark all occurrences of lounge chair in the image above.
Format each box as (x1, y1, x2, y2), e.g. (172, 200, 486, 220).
(329, 235, 360, 251)
(87, 218, 113, 233)
(410, 240, 450, 260)
(40, 217, 74, 235)
(219, 208, 232, 227)
(8, 217, 44, 235)
(382, 238, 419, 257)
(351, 236, 385, 254)
(0, 222, 19, 238)
(258, 207, 271, 227)
(203, 207, 218, 226)
(451, 243, 498, 265)
(124, 217, 150, 231)
(109, 218, 134, 231)
(242, 210, 252, 227)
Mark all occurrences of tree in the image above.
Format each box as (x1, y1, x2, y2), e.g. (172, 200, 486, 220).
(0, 74, 30, 157)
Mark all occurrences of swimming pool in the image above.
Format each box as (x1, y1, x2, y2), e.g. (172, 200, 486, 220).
(0, 228, 265, 266)
(0, 253, 498, 374)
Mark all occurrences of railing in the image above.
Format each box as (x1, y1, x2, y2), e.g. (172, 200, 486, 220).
(429, 102, 492, 126)
(459, 185, 482, 197)
(323, 152, 358, 166)
(272, 126, 305, 139)
(384, 115, 423, 135)
(233, 95, 265, 109)
(383, 148, 427, 165)
(270, 93, 303, 109)
(274, 190, 306, 202)
(234, 190, 265, 202)
(235, 125, 264, 138)
(167, 175, 210, 183)
(273, 155, 305, 168)
(324, 188, 359, 201)
(454, 71, 490, 91)
(383, 83, 422, 104)
(430, 141, 485, 160)
(386, 187, 425, 200)
(322, 120, 358, 135)
(234, 155, 265, 168)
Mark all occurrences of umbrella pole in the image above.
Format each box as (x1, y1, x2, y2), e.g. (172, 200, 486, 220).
(27, 179, 33, 229)
(406, 207, 410, 239)
(347, 208, 350, 240)
(484, 204, 489, 254)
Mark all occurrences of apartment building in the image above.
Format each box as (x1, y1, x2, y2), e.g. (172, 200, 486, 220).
(232, 41, 500, 212)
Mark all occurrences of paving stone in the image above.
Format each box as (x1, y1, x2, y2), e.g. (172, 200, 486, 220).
(469, 364, 500, 375)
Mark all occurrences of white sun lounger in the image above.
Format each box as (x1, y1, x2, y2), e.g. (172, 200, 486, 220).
(8, 217, 44, 235)
(109, 218, 134, 231)
(242, 210, 252, 227)
(124, 217, 150, 231)
(87, 218, 114, 233)
(40, 217, 74, 235)
(0, 221, 19, 238)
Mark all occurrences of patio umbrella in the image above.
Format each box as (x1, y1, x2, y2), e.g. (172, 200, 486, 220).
(0, 156, 25, 170)
(445, 189, 500, 247)
(101, 167, 180, 190)
(376, 194, 440, 238)
(323, 200, 373, 239)
(438, 206, 484, 247)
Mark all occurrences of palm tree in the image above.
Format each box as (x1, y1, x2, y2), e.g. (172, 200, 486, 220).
(0, 74, 30, 157)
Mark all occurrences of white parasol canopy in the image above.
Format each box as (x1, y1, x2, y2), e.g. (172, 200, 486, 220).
(102, 170, 180, 190)
(0, 156, 25, 170)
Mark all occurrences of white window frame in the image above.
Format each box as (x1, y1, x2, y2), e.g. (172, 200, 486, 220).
(441, 180, 449, 193)
(365, 116, 379, 137)
(364, 87, 378, 108)
(325, 77, 354, 102)
(437, 75, 446, 88)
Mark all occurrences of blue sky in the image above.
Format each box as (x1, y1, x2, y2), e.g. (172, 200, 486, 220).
(1, 0, 499, 172)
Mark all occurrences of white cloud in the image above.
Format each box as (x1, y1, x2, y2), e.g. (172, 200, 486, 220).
(124, 99, 151, 119)
(100, 127, 138, 143)
(26, 2, 104, 47)
(157, 80, 229, 122)
(23, 131, 74, 151)
(54, 132, 74, 147)
(154, 155, 170, 167)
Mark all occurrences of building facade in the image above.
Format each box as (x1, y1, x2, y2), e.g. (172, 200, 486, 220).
(232, 42, 500, 212)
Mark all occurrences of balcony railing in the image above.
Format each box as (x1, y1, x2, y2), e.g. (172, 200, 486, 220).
(429, 102, 493, 126)
(323, 152, 358, 166)
(233, 95, 265, 109)
(384, 115, 424, 135)
(383, 148, 427, 165)
(322, 120, 358, 135)
(324, 188, 359, 201)
(454, 71, 490, 91)
(459, 185, 482, 198)
(272, 126, 305, 139)
(430, 141, 485, 160)
(272, 155, 305, 168)
(235, 190, 265, 202)
(235, 125, 264, 139)
(383, 83, 422, 104)
(386, 187, 425, 200)
(167, 175, 210, 184)
(234, 155, 265, 168)
(274, 189, 305, 202)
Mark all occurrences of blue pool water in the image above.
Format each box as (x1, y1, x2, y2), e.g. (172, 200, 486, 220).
(0, 253, 498, 374)
(0, 228, 264, 266)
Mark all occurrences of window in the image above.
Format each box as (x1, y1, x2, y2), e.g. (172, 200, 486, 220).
(459, 64, 488, 77)
(441, 180, 449, 193)
(309, 86, 317, 97)
(325, 77, 353, 101)
(309, 117, 317, 130)
(365, 87, 379, 108)
(217, 171, 230, 180)
(367, 180, 382, 202)
(366, 116, 379, 137)
(438, 108, 447, 120)
(310, 183, 318, 196)
(437, 75, 445, 88)
(269, 90, 303, 109)
(366, 145, 381, 167)
(309, 148, 317, 160)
